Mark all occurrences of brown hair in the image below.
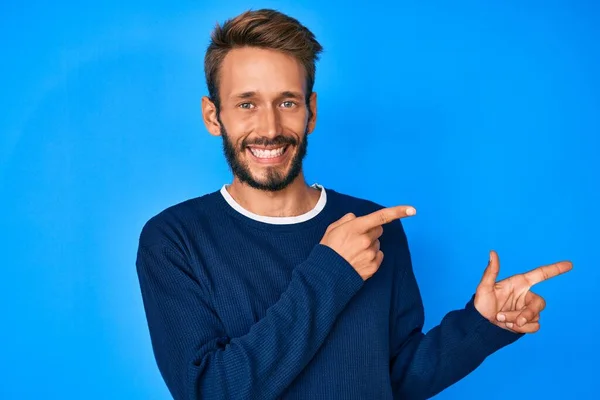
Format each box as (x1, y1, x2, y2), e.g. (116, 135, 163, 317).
(204, 9, 323, 110)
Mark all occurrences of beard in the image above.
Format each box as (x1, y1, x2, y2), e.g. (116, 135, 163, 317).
(220, 124, 309, 192)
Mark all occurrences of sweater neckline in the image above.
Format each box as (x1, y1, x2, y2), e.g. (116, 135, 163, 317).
(214, 183, 334, 232)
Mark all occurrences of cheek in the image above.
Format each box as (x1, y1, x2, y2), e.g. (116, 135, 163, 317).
(221, 116, 252, 145)
(282, 112, 309, 134)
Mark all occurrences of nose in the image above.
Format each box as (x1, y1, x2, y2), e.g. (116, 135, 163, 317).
(257, 105, 281, 139)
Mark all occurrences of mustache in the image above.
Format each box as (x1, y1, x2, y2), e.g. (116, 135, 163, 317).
(242, 135, 298, 148)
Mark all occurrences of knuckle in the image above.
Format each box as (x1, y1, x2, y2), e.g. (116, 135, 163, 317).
(367, 249, 377, 260)
(542, 270, 549, 280)
(360, 236, 372, 249)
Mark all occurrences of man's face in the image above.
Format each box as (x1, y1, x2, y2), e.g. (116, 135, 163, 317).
(210, 47, 316, 192)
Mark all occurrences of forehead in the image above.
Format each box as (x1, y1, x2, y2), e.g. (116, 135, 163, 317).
(218, 47, 307, 99)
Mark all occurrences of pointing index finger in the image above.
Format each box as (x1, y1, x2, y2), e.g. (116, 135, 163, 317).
(524, 261, 573, 286)
(354, 206, 416, 232)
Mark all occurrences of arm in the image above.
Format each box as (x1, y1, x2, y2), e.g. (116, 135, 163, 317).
(388, 221, 522, 400)
(135, 223, 364, 400)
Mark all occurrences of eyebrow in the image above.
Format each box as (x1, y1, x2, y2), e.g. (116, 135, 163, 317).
(280, 91, 304, 100)
(234, 91, 257, 99)
(232, 91, 304, 100)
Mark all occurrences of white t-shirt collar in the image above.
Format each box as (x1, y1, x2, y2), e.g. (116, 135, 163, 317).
(220, 183, 327, 225)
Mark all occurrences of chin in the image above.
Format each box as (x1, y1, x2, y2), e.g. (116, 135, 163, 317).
(236, 163, 300, 191)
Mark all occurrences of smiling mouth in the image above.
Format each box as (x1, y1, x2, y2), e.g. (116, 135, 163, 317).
(247, 145, 289, 159)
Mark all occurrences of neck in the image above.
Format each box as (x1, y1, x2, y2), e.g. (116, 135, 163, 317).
(226, 173, 321, 217)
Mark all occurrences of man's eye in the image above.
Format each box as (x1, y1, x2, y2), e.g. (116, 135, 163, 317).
(281, 101, 296, 108)
(239, 103, 254, 109)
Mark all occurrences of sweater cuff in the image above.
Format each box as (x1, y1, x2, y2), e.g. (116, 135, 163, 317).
(463, 295, 524, 353)
(301, 244, 365, 295)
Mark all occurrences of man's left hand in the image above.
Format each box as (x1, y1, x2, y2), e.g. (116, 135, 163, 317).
(474, 250, 572, 333)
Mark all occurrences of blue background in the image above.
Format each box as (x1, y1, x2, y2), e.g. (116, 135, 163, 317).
(1, 1, 598, 398)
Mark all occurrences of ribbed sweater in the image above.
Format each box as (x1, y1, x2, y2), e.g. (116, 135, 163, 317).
(135, 185, 521, 400)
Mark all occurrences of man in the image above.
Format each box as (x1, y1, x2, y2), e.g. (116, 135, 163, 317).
(135, 9, 572, 400)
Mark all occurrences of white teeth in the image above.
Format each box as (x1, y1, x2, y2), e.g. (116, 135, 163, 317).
(249, 146, 286, 159)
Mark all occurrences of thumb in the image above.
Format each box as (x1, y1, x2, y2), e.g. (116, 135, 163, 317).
(328, 212, 356, 230)
(478, 250, 500, 291)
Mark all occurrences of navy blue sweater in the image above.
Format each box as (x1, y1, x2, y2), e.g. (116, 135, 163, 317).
(135, 185, 521, 399)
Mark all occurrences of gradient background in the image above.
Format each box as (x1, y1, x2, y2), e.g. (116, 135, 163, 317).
(1, 1, 598, 399)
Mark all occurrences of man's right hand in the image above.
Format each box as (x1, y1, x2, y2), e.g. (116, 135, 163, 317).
(320, 206, 417, 280)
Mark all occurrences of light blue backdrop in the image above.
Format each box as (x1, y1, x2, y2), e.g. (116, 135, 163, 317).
(1, 1, 597, 398)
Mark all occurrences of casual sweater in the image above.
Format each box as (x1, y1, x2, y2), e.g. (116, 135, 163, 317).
(135, 184, 522, 400)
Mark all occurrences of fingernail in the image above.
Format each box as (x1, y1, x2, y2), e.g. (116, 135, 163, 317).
(406, 208, 416, 216)
(506, 322, 514, 329)
(518, 317, 527, 327)
(497, 313, 505, 322)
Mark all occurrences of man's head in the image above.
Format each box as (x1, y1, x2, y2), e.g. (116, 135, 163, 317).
(200, 9, 323, 191)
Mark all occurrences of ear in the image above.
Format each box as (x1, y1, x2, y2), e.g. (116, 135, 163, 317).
(306, 91, 317, 135)
(201, 96, 222, 137)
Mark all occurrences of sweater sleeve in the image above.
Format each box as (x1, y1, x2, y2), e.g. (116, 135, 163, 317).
(135, 223, 364, 400)
(388, 221, 523, 399)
